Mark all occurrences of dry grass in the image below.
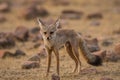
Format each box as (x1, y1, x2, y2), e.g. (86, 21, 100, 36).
(0, 0, 120, 80)
(0, 49, 120, 80)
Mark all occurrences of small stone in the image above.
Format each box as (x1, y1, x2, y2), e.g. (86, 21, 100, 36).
(14, 26, 29, 41)
(0, 2, 10, 12)
(14, 49, 26, 57)
(105, 50, 118, 62)
(21, 5, 49, 20)
(22, 61, 40, 69)
(38, 45, 47, 58)
(80, 68, 98, 74)
(51, 74, 60, 80)
(61, 10, 83, 19)
(114, 43, 120, 55)
(100, 77, 113, 80)
(112, 28, 120, 34)
(0, 14, 6, 22)
(85, 38, 100, 52)
(28, 54, 40, 62)
(0, 32, 15, 49)
(101, 39, 113, 47)
(2, 51, 14, 58)
(87, 12, 103, 20)
(0, 50, 5, 58)
(28, 27, 42, 42)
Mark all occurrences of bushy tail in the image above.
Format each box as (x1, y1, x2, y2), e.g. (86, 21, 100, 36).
(78, 35, 102, 66)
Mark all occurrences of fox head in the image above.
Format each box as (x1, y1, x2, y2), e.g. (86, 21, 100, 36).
(37, 18, 60, 40)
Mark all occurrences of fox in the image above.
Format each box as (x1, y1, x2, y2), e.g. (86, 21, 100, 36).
(37, 18, 102, 76)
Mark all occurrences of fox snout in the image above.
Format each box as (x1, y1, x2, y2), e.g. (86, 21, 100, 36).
(47, 37, 51, 40)
(45, 33, 55, 40)
(46, 35, 53, 40)
(44, 34, 51, 40)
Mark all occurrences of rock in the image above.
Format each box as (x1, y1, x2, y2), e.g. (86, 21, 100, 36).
(27, 45, 46, 64)
(0, 2, 10, 12)
(2, 51, 14, 58)
(30, 34, 42, 42)
(0, 38, 8, 48)
(37, 7, 49, 17)
(0, 32, 15, 49)
(85, 38, 100, 52)
(39, 45, 47, 58)
(0, 50, 25, 58)
(52, 0, 70, 6)
(14, 49, 26, 57)
(92, 50, 106, 60)
(0, 50, 5, 58)
(14, 26, 29, 41)
(21, 5, 48, 20)
(28, 27, 43, 42)
(105, 50, 118, 62)
(30, 27, 40, 34)
(101, 39, 113, 47)
(80, 68, 98, 74)
(0, 50, 14, 58)
(33, 43, 41, 48)
(100, 77, 113, 80)
(22, 61, 40, 69)
(114, 43, 120, 55)
(112, 28, 120, 34)
(114, 0, 120, 7)
(87, 12, 103, 20)
(28, 53, 40, 62)
(0, 14, 6, 22)
(5, 32, 16, 48)
(51, 74, 60, 80)
(61, 10, 83, 19)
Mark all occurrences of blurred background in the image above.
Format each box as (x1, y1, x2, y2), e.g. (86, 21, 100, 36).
(0, 0, 119, 50)
(0, 0, 120, 34)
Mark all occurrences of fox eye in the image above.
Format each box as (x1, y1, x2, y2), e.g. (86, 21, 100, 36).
(50, 32, 54, 34)
(44, 32, 47, 34)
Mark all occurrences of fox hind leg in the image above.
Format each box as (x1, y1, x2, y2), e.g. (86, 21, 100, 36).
(65, 42, 79, 73)
(70, 41, 82, 73)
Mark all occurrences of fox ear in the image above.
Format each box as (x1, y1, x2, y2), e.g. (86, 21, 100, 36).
(54, 18, 61, 29)
(37, 18, 45, 29)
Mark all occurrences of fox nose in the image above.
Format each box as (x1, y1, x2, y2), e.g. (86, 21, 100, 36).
(47, 37, 50, 40)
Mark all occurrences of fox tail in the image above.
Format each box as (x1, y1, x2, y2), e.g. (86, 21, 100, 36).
(78, 35, 102, 66)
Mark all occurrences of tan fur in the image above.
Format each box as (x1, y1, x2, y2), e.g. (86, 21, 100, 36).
(37, 18, 102, 76)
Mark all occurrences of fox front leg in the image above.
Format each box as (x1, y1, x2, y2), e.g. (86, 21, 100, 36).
(46, 48, 52, 76)
(53, 48, 60, 75)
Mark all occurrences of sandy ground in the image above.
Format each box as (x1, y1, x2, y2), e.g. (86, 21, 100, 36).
(0, 0, 120, 80)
